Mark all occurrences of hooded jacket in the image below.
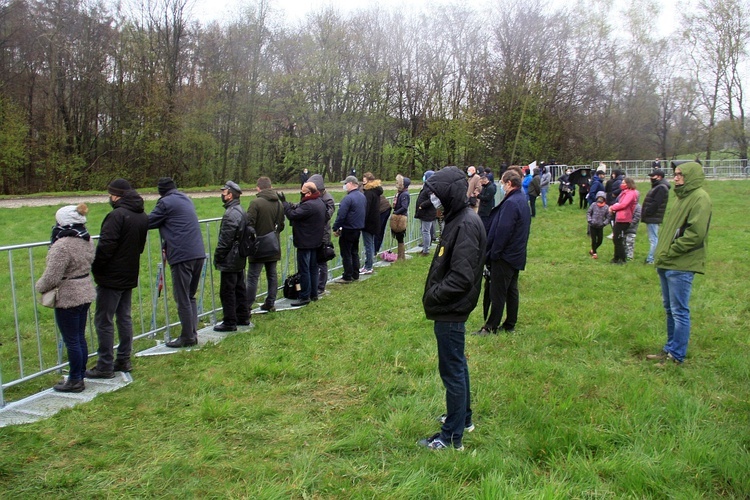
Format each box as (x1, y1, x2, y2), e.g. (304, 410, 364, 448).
(641, 177, 671, 224)
(393, 175, 411, 215)
(605, 171, 624, 205)
(247, 188, 285, 263)
(92, 190, 149, 289)
(148, 188, 205, 265)
(586, 175, 605, 205)
(362, 179, 383, 234)
(422, 167, 486, 322)
(214, 198, 246, 272)
(486, 186, 531, 270)
(654, 162, 711, 274)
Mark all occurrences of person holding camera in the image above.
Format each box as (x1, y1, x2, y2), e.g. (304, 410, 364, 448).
(281, 182, 326, 306)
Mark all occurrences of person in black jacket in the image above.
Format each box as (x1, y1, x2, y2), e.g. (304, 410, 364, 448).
(476, 170, 531, 335)
(213, 181, 250, 332)
(418, 166, 486, 451)
(477, 173, 497, 231)
(282, 182, 326, 306)
(148, 177, 206, 348)
(415, 170, 437, 256)
(642, 169, 671, 264)
(86, 179, 148, 378)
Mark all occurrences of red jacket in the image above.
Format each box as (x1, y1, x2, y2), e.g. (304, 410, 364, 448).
(610, 188, 639, 223)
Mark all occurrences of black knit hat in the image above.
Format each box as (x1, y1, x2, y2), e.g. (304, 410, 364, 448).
(158, 177, 177, 196)
(108, 178, 131, 197)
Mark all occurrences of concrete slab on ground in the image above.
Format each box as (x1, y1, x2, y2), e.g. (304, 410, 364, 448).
(0, 371, 132, 427)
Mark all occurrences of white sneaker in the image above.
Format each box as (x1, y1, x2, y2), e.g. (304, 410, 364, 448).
(360, 268, 373, 275)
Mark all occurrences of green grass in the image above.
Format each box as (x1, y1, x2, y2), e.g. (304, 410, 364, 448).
(0, 181, 749, 497)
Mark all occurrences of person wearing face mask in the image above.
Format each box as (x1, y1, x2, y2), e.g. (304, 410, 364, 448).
(213, 181, 251, 332)
(648, 161, 711, 366)
(608, 177, 639, 264)
(415, 170, 437, 256)
(86, 179, 148, 378)
(641, 169, 671, 264)
(148, 177, 206, 347)
(418, 166, 486, 451)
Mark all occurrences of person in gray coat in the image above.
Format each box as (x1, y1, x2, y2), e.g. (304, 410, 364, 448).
(36, 204, 97, 393)
(213, 181, 250, 332)
(148, 177, 206, 347)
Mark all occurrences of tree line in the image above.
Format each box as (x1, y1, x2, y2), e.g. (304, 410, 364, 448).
(1, 0, 748, 194)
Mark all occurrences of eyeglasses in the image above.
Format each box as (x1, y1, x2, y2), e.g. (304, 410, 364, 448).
(674, 172, 684, 178)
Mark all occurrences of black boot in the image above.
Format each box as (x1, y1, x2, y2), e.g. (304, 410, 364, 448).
(53, 378, 85, 393)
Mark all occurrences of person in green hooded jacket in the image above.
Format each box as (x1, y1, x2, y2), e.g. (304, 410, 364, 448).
(646, 161, 711, 366)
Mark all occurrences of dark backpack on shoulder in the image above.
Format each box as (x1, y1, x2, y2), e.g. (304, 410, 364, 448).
(238, 215, 255, 259)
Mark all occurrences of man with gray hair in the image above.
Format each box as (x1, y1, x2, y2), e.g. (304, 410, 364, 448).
(333, 175, 366, 283)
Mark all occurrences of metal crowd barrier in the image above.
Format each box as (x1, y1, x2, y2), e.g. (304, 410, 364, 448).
(0, 193, 421, 407)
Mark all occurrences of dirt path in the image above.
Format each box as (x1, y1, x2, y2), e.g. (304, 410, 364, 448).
(0, 184, 406, 209)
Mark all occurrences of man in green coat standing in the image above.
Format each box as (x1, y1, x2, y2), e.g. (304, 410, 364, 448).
(647, 161, 712, 366)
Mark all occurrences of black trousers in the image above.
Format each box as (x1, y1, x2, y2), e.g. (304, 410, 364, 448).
(613, 222, 629, 262)
(484, 259, 520, 331)
(219, 270, 249, 326)
(339, 229, 361, 280)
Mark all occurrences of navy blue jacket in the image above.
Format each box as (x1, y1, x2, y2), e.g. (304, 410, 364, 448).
(587, 176, 605, 205)
(486, 187, 531, 270)
(333, 188, 366, 231)
(148, 188, 205, 266)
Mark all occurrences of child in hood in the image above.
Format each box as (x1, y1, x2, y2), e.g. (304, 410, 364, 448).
(586, 191, 610, 259)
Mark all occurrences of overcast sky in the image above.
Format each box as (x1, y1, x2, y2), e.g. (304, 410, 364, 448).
(191, 0, 680, 35)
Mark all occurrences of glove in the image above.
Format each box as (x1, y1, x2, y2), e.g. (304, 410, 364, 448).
(277, 191, 286, 202)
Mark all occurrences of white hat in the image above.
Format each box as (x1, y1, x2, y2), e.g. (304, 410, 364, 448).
(55, 204, 87, 226)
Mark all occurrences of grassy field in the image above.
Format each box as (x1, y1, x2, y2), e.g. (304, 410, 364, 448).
(0, 181, 748, 497)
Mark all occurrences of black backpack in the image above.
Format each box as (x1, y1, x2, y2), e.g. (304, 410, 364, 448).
(237, 216, 255, 259)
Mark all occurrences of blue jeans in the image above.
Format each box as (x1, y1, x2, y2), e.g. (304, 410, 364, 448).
(657, 268, 695, 362)
(296, 248, 318, 301)
(420, 220, 433, 253)
(55, 303, 91, 380)
(541, 187, 549, 208)
(646, 224, 659, 263)
(434, 321, 472, 445)
(362, 231, 375, 270)
(94, 287, 133, 371)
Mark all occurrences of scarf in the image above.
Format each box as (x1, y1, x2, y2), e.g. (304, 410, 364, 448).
(50, 223, 90, 245)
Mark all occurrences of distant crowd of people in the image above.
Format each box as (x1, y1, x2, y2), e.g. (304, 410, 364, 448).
(34, 160, 712, 454)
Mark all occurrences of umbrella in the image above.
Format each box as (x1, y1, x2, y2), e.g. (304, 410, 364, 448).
(568, 168, 592, 187)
